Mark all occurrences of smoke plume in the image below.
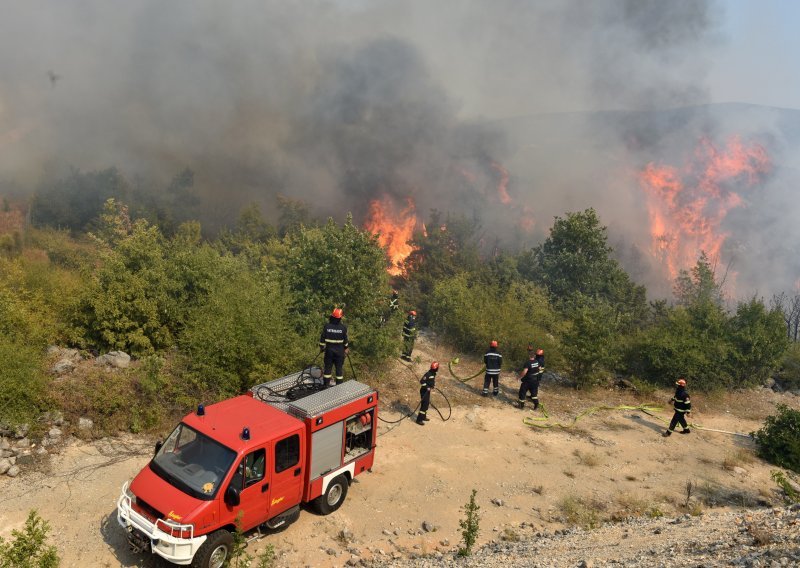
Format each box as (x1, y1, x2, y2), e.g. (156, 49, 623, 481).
(1, 0, 798, 298)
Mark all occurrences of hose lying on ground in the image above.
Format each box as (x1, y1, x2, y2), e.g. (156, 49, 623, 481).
(448, 357, 486, 383)
(522, 402, 664, 429)
(524, 402, 752, 437)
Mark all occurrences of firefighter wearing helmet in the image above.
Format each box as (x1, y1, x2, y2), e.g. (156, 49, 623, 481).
(319, 307, 349, 387)
(417, 361, 439, 425)
(482, 340, 503, 396)
(516, 349, 543, 410)
(663, 378, 692, 437)
(401, 310, 418, 362)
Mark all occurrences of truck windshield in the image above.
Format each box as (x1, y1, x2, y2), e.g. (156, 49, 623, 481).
(151, 423, 236, 500)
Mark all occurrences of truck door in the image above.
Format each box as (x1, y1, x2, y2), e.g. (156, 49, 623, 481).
(224, 446, 271, 531)
(269, 431, 303, 516)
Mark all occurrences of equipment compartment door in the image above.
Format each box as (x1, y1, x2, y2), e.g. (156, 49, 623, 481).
(310, 421, 343, 480)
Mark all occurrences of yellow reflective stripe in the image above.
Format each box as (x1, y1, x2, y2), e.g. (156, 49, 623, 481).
(325, 339, 345, 343)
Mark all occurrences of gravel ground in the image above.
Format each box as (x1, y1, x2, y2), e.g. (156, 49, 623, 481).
(366, 505, 800, 568)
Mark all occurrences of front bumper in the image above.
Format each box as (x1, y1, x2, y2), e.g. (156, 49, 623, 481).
(116, 481, 207, 566)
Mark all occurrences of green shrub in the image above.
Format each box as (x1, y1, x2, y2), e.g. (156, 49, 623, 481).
(0, 510, 60, 568)
(0, 339, 48, 427)
(428, 275, 564, 367)
(753, 405, 800, 473)
(457, 489, 480, 557)
(179, 267, 307, 396)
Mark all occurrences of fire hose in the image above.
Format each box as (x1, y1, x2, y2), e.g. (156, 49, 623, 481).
(447, 357, 486, 383)
(523, 402, 752, 437)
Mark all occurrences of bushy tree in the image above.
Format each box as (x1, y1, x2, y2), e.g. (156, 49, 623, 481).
(32, 167, 129, 233)
(428, 274, 563, 367)
(522, 208, 647, 328)
(179, 266, 306, 396)
(561, 297, 622, 386)
(402, 210, 484, 321)
(753, 404, 800, 473)
(279, 216, 394, 360)
(727, 298, 788, 385)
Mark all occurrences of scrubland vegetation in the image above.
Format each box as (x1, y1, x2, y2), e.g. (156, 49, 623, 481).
(0, 169, 798, 452)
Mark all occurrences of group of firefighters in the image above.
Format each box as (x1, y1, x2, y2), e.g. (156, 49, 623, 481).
(319, 304, 692, 437)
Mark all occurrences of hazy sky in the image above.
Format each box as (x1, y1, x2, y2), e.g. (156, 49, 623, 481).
(707, 0, 800, 111)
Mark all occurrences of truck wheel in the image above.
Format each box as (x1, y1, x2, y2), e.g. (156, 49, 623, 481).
(192, 530, 233, 568)
(314, 474, 349, 515)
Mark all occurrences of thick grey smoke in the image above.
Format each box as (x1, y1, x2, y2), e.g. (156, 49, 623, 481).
(1, 0, 797, 298)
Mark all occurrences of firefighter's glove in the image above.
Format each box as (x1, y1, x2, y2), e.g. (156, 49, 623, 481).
(319, 345, 325, 353)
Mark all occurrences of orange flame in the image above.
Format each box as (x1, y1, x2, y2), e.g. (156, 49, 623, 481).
(364, 196, 417, 276)
(491, 161, 512, 205)
(638, 136, 770, 278)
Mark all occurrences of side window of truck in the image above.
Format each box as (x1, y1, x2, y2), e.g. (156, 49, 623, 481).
(245, 449, 266, 487)
(275, 434, 300, 473)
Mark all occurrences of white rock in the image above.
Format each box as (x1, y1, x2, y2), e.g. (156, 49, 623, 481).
(97, 351, 131, 368)
(6, 465, 20, 477)
(78, 417, 94, 430)
(0, 458, 10, 474)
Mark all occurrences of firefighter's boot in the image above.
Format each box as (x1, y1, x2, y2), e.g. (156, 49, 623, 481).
(482, 389, 489, 397)
(416, 413, 426, 425)
(532, 398, 539, 411)
(335, 377, 344, 386)
(679, 429, 691, 434)
(662, 430, 672, 437)
(516, 400, 525, 409)
(492, 389, 499, 396)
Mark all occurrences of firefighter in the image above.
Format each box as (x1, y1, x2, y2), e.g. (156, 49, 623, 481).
(416, 361, 438, 425)
(389, 290, 399, 312)
(527, 348, 545, 401)
(482, 340, 503, 396)
(319, 308, 349, 387)
(401, 310, 418, 361)
(663, 378, 692, 436)
(516, 352, 542, 409)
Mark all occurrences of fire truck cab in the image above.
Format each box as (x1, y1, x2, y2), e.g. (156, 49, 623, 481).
(117, 372, 377, 568)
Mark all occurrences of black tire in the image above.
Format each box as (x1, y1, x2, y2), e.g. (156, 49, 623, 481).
(313, 474, 349, 515)
(192, 530, 233, 568)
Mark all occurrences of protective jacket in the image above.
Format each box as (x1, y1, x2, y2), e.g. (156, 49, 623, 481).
(420, 369, 436, 391)
(484, 349, 502, 374)
(671, 386, 691, 413)
(402, 315, 417, 339)
(319, 319, 349, 352)
(520, 358, 541, 381)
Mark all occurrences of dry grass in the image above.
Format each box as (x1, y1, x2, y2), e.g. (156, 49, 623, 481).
(746, 523, 774, 546)
(722, 448, 756, 471)
(558, 496, 605, 529)
(573, 449, 602, 467)
(563, 470, 576, 478)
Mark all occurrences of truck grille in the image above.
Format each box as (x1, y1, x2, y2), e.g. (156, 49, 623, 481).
(133, 498, 164, 522)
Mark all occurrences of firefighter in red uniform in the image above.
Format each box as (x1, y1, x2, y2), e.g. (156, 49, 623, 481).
(416, 361, 438, 425)
(663, 378, 692, 436)
(482, 341, 503, 396)
(516, 352, 542, 409)
(319, 308, 349, 387)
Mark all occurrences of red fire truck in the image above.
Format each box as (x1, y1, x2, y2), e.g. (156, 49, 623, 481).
(117, 369, 378, 568)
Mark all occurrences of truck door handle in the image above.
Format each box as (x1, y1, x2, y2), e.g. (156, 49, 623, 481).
(261, 483, 269, 493)
(293, 467, 301, 477)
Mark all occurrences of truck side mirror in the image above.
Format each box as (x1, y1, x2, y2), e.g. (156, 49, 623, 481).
(224, 485, 241, 507)
(154, 440, 163, 456)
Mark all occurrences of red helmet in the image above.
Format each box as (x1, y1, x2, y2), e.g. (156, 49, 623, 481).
(676, 378, 686, 387)
(490, 340, 498, 348)
(430, 361, 439, 370)
(536, 349, 544, 356)
(409, 310, 417, 316)
(331, 308, 343, 319)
